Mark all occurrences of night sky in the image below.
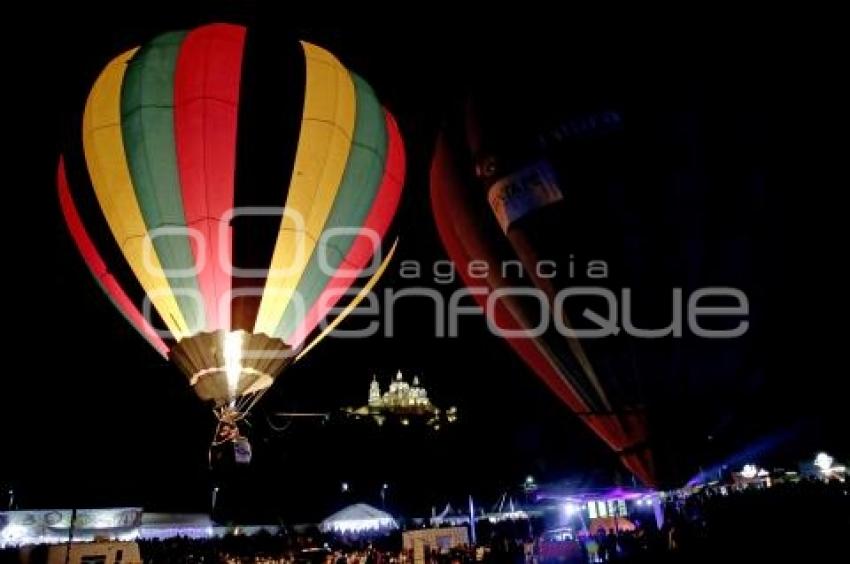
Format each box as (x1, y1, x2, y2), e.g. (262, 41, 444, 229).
(2, 4, 845, 523)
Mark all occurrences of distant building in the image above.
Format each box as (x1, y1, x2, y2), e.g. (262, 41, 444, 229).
(369, 371, 431, 409)
(41, 541, 140, 564)
(346, 371, 457, 428)
(403, 526, 469, 564)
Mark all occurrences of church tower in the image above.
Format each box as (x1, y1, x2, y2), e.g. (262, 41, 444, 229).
(369, 375, 382, 407)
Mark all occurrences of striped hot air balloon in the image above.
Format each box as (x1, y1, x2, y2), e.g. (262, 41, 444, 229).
(58, 23, 405, 422)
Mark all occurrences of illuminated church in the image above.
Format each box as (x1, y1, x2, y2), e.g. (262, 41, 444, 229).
(344, 371, 456, 428)
(369, 370, 431, 409)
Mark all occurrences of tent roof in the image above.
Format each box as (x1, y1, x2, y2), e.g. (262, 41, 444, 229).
(141, 513, 213, 527)
(323, 503, 393, 523)
(320, 503, 397, 532)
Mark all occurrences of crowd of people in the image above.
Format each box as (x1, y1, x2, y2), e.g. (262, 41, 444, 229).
(1, 478, 847, 563)
(137, 531, 320, 564)
(569, 478, 849, 562)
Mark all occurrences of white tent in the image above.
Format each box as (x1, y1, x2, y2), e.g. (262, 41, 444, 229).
(139, 513, 215, 539)
(320, 503, 398, 533)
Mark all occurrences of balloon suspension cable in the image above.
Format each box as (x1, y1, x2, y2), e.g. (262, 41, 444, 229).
(241, 387, 272, 417)
(233, 393, 251, 415)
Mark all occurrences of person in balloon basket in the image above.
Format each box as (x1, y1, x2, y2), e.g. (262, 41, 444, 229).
(216, 420, 240, 444)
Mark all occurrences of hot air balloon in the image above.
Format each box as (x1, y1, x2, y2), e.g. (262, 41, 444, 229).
(430, 113, 656, 485)
(430, 55, 756, 487)
(58, 24, 405, 433)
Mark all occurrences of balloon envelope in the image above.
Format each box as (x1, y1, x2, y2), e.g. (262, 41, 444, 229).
(428, 56, 744, 488)
(59, 24, 405, 411)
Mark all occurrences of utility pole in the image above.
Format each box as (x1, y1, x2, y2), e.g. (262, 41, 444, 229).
(468, 495, 476, 545)
(64, 508, 76, 564)
(211, 486, 220, 515)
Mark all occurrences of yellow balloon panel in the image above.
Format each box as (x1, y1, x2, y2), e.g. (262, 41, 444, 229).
(82, 48, 190, 339)
(254, 42, 356, 336)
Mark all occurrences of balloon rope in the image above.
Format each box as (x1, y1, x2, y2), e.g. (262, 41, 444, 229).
(234, 393, 250, 413)
(210, 421, 223, 446)
(235, 392, 256, 415)
(240, 388, 270, 418)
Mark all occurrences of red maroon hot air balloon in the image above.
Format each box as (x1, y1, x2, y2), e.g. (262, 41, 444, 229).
(429, 60, 663, 485)
(430, 47, 769, 488)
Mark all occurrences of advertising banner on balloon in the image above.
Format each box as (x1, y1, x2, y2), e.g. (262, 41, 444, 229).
(487, 161, 563, 233)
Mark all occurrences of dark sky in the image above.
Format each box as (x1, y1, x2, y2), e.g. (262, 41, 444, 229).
(2, 4, 845, 523)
